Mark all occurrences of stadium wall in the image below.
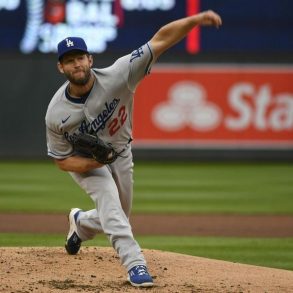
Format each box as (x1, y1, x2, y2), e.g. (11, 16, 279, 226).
(0, 54, 292, 161)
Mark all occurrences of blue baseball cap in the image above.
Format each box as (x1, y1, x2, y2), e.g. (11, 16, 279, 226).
(57, 37, 89, 60)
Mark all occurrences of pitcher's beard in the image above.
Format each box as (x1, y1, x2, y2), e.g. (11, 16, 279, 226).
(66, 68, 92, 86)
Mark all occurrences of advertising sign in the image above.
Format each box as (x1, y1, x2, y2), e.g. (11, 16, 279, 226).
(133, 66, 293, 148)
(0, 0, 292, 54)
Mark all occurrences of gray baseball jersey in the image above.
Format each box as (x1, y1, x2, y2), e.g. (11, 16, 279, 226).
(45, 42, 155, 272)
(46, 42, 154, 158)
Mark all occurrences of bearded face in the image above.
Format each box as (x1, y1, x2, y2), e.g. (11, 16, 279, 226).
(64, 65, 92, 86)
(58, 51, 93, 86)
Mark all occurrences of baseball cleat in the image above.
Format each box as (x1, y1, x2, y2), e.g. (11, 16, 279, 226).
(65, 208, 82, 255)
(127, 265, 153, 287)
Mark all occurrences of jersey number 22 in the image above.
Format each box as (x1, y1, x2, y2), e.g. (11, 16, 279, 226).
(108, 105, 127, 136)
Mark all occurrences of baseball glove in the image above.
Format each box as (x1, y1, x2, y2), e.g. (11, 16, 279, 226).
(73, 133, 119, 164)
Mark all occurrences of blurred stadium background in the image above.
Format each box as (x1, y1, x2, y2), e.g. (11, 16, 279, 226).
(0, 0, 292, 161)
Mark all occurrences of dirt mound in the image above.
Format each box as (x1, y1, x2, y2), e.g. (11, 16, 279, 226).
(1, 247, 292, 292)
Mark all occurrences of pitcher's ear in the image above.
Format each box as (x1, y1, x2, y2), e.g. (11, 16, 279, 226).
(57, 62, 64, 74)
(89, 54, 93, 67)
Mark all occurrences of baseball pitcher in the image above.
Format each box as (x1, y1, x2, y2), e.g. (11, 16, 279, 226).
(45, 10, 222, 287)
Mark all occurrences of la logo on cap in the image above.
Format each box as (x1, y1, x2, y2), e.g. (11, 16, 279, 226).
(66, 38, 74, 47)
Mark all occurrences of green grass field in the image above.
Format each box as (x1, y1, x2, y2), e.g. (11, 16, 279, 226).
(1, 233, 293, 271)
(0, 161, 293, 270)
(0, 161, 292, 214)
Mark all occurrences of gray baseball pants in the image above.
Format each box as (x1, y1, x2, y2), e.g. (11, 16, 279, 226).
(68, 146, 146, 271)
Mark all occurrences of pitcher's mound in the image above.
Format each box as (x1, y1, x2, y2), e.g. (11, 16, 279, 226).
(1, 247, 292, 292)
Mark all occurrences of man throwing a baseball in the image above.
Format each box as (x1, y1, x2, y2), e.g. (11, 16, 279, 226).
(45, 10, 222, 287)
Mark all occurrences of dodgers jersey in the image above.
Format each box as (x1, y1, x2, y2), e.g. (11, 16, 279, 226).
(46, 43, 154, 159)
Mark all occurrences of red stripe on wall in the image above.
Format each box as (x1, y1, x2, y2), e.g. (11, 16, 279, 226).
(114, 0, 124, 27)
(186, 0, 200, 54)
